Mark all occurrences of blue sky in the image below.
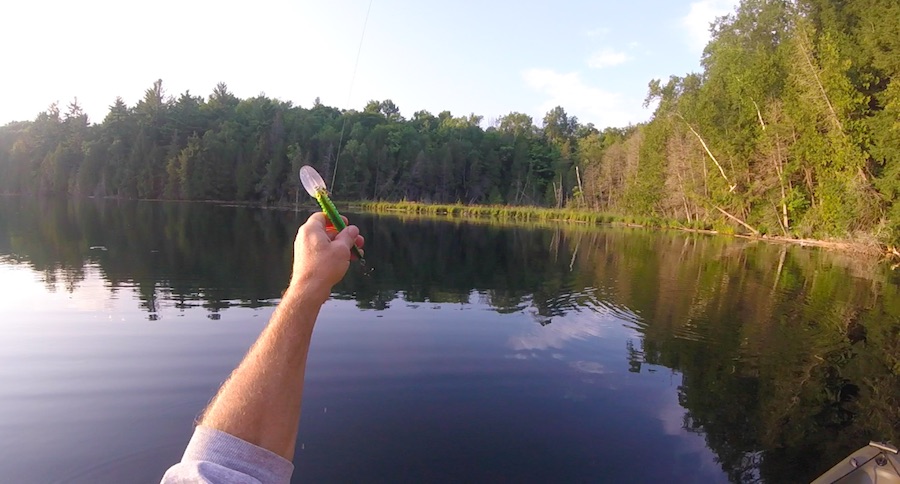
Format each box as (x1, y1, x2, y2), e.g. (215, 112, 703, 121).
(2, 0, 739, 129)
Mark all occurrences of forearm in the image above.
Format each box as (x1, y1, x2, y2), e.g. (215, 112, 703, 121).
(199, 286, 323, 460)
(164, 213, 361, 482)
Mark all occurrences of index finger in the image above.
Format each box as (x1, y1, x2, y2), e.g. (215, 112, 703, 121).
(305, 212, 329, 230)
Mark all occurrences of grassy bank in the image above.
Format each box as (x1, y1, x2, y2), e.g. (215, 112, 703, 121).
(351, 201, 659, 226)
(350, 200, 886, 258)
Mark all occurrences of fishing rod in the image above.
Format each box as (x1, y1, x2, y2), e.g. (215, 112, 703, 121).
(298, 1, 373, 267)
(331, 0, 374, 190)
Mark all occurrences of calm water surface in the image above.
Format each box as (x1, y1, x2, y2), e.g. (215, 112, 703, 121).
(0, 197, 897, 483)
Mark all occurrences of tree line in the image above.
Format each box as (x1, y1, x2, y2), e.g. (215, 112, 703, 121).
(0, 0, 897, 244)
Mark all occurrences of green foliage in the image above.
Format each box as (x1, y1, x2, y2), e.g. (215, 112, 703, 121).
(624, 120, 668, 215)
(615, 0, 897, 244)
(1, 86, 588, 208)
(1, 0, 899, 245)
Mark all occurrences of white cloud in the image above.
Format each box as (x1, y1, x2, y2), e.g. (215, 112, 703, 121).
(587, 48, 631, 69)
(570, 361, 609, 375)
(508, 310, 613, 352)
(522, 68, 637, 128)
(681, 0, 738, 51)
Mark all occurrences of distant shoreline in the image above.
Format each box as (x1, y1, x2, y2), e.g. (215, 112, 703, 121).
(350, 200, 886, 259)
(5, 193, 888, 259)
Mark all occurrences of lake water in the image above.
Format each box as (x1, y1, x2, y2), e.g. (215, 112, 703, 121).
(0, 197, 897, 483)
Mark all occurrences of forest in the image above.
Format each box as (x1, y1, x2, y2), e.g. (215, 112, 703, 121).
(0, 0, 898, 245)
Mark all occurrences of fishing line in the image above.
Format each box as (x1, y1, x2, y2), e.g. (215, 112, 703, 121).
(331, 0, 375, 191)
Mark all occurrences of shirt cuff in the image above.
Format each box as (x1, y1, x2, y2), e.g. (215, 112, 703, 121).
(179, 426, 294, 484)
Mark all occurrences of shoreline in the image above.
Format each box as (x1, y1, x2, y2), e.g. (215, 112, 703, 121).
(349, 201, 886, 258)
(5, 194, 888, 259)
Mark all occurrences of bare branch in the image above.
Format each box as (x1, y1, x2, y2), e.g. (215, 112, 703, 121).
(795, 26, 844, 134)
(714, 205, 760, 235)
(676, 114, 737, 192)
(751, 99, 766, 131)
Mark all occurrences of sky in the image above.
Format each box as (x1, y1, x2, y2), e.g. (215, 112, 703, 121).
(1, 0, 741, 130)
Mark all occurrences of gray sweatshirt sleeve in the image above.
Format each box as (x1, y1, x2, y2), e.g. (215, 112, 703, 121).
(161, 426, 294, 484)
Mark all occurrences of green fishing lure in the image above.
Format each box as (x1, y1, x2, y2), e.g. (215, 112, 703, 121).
(299, 165, 365, 264)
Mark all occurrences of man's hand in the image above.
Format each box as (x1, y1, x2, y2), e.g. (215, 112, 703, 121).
(289, 212, 365, 305)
